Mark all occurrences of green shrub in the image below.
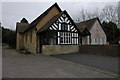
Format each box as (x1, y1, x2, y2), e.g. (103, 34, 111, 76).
(24, 50, 31, 54)
(19, 48, 31, 54)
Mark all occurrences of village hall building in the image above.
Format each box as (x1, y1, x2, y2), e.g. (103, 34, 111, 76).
(16, 3, 82, 55)
(76, 18, 107, 45)
(16, 3, 107, 55)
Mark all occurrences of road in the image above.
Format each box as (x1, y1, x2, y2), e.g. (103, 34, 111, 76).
(54, 53, 119, 75)
(0, 46, 2, 79)
(2, 47, 116, 78)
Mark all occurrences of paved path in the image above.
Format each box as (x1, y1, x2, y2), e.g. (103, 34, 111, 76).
(0, 46, 2, 79)
(54, 53, 119, 75)
(2, 47, 117, 78)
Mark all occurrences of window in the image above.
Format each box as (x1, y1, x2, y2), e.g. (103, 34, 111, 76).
(58, 32, 78, 45)
(74, 38, 76, 44)
(92, 38, 95, 44)
(60, 32, 71, 44)
(95, 38, 97, 43)
(98, 38, 101, 43)
(61, 23, 68, 31)
(94, 38, 103, 44)
(71, 33, 78, 44)
(100, 38, 102, 44)
(76, 38, 78, 44)
(60, 32, 63, 43)
(102, 39, 104, 43)
(72, 33, 73, 37)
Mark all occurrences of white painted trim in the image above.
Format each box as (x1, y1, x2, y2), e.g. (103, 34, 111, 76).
(49, 27, 52, 30)
(71, 28, 75, 31)
(68, 25, 70, 31)
(59, 23, 61, 30)
(60, 16, 64, 22)
(65, 17, 68, 22)
(53, 23, 58, 29)
(58, 19, 62, 23)
(51, 25, 57, 30)
(71, 26, 74, 29)
(66, 20, 70, 23)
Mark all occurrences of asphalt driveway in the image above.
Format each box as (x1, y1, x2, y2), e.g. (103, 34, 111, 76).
(53, 53, 119, 75)
(2, 47, 116, 78)
(0, 46, 2, 79)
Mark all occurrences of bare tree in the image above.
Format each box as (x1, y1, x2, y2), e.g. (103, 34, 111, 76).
(118, 1, 120, 25)
(74, 9, 95, 23)
(101, 5, 118, 24)
(73, 4, 118, 25)
(81, 9, 86, 21)
(74, 8, 103, 23)
(73, 9, 86, 23)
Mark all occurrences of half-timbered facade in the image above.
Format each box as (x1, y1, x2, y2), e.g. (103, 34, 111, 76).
(37, 11, 81, 46)
(16, 3, 81, 55)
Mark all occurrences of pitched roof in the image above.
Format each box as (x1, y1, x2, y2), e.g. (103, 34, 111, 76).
(76, 18, 98, 31)
(82, 28, 91, 36)
(37, 11, 64, 33)
(16, 22, 29, 33)
(75, 23, 91, 36)
(76, 17, 107, 36)
(75, 23, 85, 32)
(37, 10, 82, 35)
(22, 3, 62, 33)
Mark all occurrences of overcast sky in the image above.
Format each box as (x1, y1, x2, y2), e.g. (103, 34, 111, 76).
(1, 1, 118, 30)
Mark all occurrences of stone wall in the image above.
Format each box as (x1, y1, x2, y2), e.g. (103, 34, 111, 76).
(79, 45, 120, 57)
(23, 29, 37, 53)
(16, 6, 60, 53)
(42, 45, 79, 55)
(16, 33, 24, 50)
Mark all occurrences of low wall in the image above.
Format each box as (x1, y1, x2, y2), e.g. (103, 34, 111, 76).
(79, 45, 120, 57)
(42, 45, 79, 56)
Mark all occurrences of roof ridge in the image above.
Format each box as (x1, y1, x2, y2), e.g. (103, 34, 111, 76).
(22, 3, 62, 33)
(37, 10, 82, 34)
(17, 22, 29, 24)
(29, 3, 61, 25)
(78, 17, 98, 24)
(37, 11, 65, 34)
(75, 17, 99, 31)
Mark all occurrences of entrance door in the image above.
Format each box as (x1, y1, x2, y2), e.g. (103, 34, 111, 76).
(49, 36, 56, 45)
(49, 37, 53, 45)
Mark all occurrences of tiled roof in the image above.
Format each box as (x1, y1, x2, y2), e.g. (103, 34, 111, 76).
(23, 3, 62, 33)
(16, 3, 82, 35)
(75, 23, 86, 32)
(16, 3, 62, 34)
(75, 17, 108, 36)
(16, 22, 29, 33)
(37, 11, 64, 33)
(37, 10, 82, 35)
(76, 18, 98, 31)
